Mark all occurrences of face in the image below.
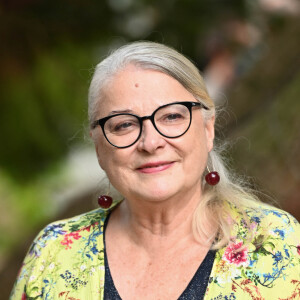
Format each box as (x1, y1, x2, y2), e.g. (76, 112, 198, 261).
(91, 65, 215, 204)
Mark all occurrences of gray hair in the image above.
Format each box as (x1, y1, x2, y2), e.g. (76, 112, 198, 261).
(88, 41, 215, 127)
(88, 41, 259, 249)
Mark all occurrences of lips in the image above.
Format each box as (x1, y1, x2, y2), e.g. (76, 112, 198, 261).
(137, 161, 174, 174)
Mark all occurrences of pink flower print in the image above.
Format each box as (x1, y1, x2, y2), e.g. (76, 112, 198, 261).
(297, 245, 300, 255)
(83, 225, 91, 232)
(69, 232, 81, 240)
(223, 241, 249, 267)
(21, 292, 27, 300)
(61, 231, 82, 250)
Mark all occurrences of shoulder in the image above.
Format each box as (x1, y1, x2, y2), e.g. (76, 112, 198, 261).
(10, 206, 116, 299)
(227, 201, 299, 241)
(206, 203, 300, 299)
(29, 207, 109, 256)
(245, 202, 299, 243)
(245, 201, 298, 224)
(229, 201, 300, 259)
(243, 203, 300, 261)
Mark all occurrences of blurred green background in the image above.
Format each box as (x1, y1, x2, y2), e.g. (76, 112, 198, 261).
(0, 0, 299, 297)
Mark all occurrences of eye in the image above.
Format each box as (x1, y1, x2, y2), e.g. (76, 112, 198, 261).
(106, 116, 139, 135)
(156, 104, 189, 124)
(114, 121, 135, 131)
(159, 112, 186, 124)
(165, 113, 184, 121)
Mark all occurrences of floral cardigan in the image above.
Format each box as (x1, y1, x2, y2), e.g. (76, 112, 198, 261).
(11, 201, 300, 300)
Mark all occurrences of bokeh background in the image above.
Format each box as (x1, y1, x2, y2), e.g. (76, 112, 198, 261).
(0, 0, 299, 297)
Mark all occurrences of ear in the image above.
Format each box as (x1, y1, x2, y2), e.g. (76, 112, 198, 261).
(205, 116, 215, 152)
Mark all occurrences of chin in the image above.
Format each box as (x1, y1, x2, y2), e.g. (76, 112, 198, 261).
(133, 186, 179, 203)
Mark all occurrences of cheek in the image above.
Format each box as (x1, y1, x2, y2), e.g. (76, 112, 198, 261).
(97, 148, 135, 196)
(94, 138, 112, 172)
(94, 130, 128, 172)
(189, 139, 208, 168)
(97, 150, 107, 171)
(96, 140, 132, 174)
(192, 117, 215, 155)
(183, 125, 209, 168)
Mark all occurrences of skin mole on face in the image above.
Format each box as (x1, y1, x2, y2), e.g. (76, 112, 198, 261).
(134, 83, 139, 88)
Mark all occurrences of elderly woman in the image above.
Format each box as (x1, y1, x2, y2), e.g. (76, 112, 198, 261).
(11, 42, 299, 300)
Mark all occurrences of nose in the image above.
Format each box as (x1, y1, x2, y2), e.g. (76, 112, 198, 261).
(136, 119, 166, 153)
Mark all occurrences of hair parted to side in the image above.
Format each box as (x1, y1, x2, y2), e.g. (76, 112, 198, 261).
(88, 41, 215, 127)
(88, 41, 260, 249)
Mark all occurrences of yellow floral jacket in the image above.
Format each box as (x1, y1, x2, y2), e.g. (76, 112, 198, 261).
(11, 201, 300, 300)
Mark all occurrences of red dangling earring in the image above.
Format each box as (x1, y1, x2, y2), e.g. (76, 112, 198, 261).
(205, 166, 220, 186)
(98, 195, 113, 209)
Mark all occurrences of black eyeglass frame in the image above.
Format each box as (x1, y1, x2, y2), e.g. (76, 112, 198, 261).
(92, 101, 209, 149)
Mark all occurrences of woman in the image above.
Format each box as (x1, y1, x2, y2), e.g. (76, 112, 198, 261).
(11, 42, 299, 299)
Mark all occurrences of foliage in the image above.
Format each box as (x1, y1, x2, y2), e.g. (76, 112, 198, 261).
(0, 0, 248, 180)
(0, 44, 94, 180)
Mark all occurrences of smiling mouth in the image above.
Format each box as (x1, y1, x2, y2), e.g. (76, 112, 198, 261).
(137, 161, 174, 173)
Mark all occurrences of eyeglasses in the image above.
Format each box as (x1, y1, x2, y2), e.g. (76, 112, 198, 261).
(92, 101, 209, 148)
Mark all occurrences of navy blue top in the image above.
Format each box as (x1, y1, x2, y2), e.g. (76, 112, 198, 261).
(103, 213, 215, 300)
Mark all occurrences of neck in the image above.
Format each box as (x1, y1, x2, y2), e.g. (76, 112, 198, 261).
(110, 185, 210, 252)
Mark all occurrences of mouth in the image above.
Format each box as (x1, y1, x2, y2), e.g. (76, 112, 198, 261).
(137, 161, 175, 174)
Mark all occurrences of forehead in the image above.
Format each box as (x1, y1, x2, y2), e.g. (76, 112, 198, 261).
(98, 65, 195, 116)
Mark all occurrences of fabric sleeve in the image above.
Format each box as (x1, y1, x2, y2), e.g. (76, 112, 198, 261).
(205, 205, 300, 299)
(10, 208, 108, 300)
(10, 225, 59, 299)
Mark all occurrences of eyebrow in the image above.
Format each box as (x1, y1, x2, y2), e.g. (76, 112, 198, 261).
(108, 109, 133, 116)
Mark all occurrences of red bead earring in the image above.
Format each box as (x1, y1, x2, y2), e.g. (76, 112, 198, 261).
(205, 166, 220, 186)
(98, 195, 113, 209)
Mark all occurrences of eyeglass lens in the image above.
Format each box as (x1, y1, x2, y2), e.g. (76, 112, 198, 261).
(104, 103, 191, 148)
